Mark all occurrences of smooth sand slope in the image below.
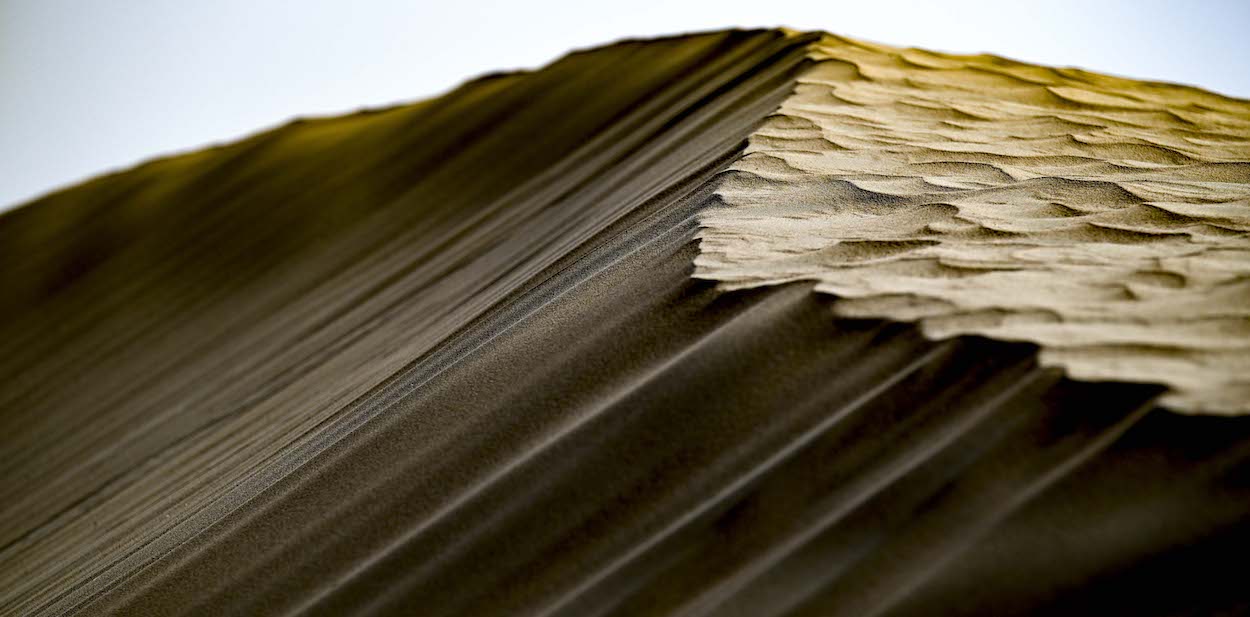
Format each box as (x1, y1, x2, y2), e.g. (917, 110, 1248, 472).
(1, 29, 1249, 617)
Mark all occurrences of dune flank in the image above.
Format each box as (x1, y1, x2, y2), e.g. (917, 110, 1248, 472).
(4, 29, 1250, 617)
(696, 34, 1250, 413)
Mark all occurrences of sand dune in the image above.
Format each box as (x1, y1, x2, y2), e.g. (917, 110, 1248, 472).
(2, 29, 1249, 617)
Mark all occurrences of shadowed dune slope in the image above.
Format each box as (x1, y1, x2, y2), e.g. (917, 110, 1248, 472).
(2, 29, 1250, 617)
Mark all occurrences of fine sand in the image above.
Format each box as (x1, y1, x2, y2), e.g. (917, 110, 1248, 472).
(2, 29, 1249, 617)
(697, 34, 1250, 413)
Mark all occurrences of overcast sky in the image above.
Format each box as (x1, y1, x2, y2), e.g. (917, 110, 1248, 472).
(4, 0, 1249, 210)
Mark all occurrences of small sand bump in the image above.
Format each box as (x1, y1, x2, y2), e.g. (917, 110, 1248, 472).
(817, 239, 940, 263)
(1126, 270, 1188, 289)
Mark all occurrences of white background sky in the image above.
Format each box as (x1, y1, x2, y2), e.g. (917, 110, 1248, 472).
(4, 0, 1249, 210)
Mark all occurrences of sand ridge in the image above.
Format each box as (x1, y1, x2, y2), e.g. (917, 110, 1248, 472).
(4, 30, 1250, 615)
(696, 33, 1250, 414)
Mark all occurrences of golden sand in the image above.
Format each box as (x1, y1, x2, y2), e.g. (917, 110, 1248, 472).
(696, 34, 1250, 414)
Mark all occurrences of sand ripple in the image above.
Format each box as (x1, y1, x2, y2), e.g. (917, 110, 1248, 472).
(697, 34, 1250, 413)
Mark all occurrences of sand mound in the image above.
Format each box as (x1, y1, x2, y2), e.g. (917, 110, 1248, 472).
(5, 29, 1250, 617)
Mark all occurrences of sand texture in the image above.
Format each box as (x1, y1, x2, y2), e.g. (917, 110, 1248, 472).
(696, 34, 1250, 413)
(4, 29, 1250, 617)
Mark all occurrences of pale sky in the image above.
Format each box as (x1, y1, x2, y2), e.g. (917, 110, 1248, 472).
(4, 0, 1249, 210)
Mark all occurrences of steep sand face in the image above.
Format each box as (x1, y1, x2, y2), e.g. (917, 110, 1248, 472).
(0, 30, 817, 616)
(697, 34, 1250, 414)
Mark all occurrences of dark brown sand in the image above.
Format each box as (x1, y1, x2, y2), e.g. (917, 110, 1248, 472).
(2, 29, 1249, 616)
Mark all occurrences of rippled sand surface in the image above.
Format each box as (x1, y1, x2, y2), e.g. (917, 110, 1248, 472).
(697, 34, 1250, 413)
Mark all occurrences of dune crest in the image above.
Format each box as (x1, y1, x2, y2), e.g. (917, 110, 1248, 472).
(697, 33, 1250, 414)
